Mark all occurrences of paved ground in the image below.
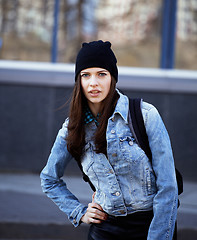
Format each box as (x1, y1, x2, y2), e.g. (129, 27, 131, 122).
(0, 173, 197, 240)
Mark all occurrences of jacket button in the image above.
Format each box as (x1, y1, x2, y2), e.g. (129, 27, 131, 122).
(73, 219, 77, 224)
(115, 191, 120, 196)
(129, 141, 133, 146)
(111, 130, 115, 134)
(112, 153, 117, 157)
(119, 210, 125, 214)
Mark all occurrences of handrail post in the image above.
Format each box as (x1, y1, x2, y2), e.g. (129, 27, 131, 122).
(51, 0, 60, 63)
(160, 0, 177, 69)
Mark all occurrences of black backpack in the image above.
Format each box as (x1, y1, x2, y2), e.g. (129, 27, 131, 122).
(79, 98, 183, 197)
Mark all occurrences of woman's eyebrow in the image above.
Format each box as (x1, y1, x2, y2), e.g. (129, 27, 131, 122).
(98, 70, 108, 73)
(81, 70, 108, 74)
(80, 71, 89, 74)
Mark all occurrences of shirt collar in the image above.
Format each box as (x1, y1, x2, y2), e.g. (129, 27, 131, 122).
(84, 105, 100, 126)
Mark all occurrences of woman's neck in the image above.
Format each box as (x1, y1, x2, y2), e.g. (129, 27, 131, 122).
(88, 102, 101, 117)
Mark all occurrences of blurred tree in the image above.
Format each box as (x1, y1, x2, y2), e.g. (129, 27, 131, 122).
(42, 0, 49, 30)
(0, 0, 19, 34)
(59, 0, 97, 62)
(59, 0, 85, 62)
(1, 0, 9, 34)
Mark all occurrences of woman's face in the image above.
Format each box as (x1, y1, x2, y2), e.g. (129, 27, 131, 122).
(80, 67, 112, 115)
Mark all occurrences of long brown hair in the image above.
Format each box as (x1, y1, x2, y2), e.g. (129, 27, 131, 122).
(66, 75, 119, 161)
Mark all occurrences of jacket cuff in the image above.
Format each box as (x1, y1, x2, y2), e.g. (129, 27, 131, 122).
(69, 205, 87, 227)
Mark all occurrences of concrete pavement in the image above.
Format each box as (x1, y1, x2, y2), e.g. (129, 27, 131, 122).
(0, 173, 197, 240)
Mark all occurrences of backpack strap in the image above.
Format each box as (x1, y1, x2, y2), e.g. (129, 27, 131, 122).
(76, 160, 96, 192)
(129, 98, 152, 162)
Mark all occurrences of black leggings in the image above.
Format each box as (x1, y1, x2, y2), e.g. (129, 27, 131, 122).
(88, 210, 153, 240)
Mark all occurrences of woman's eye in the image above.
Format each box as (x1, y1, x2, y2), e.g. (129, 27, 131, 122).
(99, 72, 107, 77)
(81, 73, 89, 78)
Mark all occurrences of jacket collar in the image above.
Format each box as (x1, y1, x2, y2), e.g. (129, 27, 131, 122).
(111, 89, 129, 123)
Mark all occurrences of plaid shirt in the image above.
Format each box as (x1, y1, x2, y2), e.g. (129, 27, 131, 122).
(84, 106, 100, 126)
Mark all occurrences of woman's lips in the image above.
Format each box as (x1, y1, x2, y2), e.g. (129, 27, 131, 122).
(89, 90, 101, 97)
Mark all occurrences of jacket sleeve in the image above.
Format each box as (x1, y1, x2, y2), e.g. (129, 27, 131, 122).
(144, 104, 178, 240)
(40, 119, 87, 227)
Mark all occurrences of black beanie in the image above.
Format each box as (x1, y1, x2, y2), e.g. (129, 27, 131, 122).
(75, 40, 118, 82)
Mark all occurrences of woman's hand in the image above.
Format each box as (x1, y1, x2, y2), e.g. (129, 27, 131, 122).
(81, 192, 108, 224)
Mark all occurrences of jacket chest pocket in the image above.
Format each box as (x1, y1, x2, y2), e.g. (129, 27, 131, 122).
(119, 136, 144, 161)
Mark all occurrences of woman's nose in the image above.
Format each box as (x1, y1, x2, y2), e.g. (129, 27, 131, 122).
(90, 76, 98, 86)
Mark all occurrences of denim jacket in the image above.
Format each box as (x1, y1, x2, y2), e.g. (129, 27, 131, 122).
(40, 90, 178, 240)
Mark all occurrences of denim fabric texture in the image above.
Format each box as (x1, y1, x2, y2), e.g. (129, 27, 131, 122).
(40, 90, 178, 240)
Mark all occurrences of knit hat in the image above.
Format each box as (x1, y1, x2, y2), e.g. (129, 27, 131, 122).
(75, 40, 118, 82)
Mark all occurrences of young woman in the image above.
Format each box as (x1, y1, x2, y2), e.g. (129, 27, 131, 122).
(40, 40, 178, 240)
